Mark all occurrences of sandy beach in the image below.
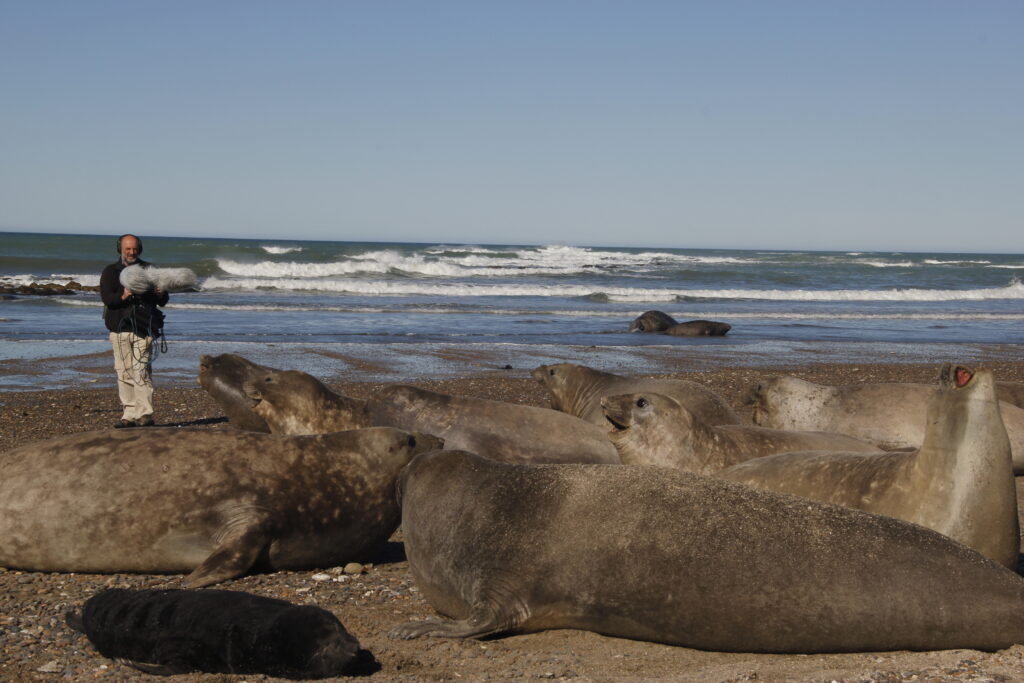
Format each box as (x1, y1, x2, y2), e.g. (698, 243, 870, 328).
(3, 358, 1024, 682)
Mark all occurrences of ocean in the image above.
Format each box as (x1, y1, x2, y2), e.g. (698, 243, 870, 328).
(1, 231, 1022, 390)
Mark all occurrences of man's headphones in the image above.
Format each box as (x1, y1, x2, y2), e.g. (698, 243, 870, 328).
(116, 234, 143, 255)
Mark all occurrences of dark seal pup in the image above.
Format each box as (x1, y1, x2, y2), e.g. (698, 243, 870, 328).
(67, 588, 359, 678)
(198, 353, 274, 432)
(391, 449, 1024, 653)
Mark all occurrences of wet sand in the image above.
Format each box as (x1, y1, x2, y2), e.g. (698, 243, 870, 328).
(3, 359, 1024, 681)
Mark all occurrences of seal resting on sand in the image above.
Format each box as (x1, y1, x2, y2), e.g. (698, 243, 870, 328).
(0, 427, 442, 586)
(390, 449, 1024, 652)
(532, 363, 738, 426)
(67, 588, 361, 679)
(242, 368, 620, 465)
(601, 392, 880, 473)
(719, 364, 1019, 568)
(748, 374, 1024, 473)
(198, 353, 273, 432)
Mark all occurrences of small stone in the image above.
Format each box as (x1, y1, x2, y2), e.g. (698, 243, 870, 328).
(311, 573, 331, 582)
(343, 562, 364, 575)
(37, 660, 62, 673)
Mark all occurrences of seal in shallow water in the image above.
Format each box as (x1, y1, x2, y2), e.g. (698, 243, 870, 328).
(532, 363, 738, 427)
(243, 368, 620, 465)
(628, 310, 678, 332)
(664, 320, 731, 336)
(0, 426, 442, 586)
(390, 449, 1024, 652)
(68, 588, 361, 678)
(719, 364, 1019, 568)
(747, 374, 1024, 473)
(601, 392, 880, 473)
(198, 353, 274, 432)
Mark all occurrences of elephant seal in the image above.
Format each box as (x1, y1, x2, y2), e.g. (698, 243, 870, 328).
(628, 310, 677, 332)
(999, 381, 1024, 409)
(719, 364, 1019, 568)
(391, 449, 1024, 652)
(68, 588, 361, 678)
(531, 363, 738, 427)
(198, 353, 274, 431)
(665, 320, 731, 336)
(0, 426, 442, 586)
(243, 368, 620, 465)
(748, 374, 1024, 473)
(602, 392, 880, 473)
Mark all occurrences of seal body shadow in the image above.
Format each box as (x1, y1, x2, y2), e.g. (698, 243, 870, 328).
(392, 450, 1024, 653)
(68, 588, 360, 678)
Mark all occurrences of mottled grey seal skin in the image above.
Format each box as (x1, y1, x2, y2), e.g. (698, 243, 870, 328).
(244, 369, 372, 434)
(244, 368, 620, 465)
(664, 320, 731, 337)
(628, 310, 677, 332)
(198, 353, 273, 432)
(747, 374, 1024, 473)
(0, 427, 442, 586)
(999, 381, 1024, 410)
(68, 588, 361, 678)
(390, 449, 1024, 652)
(602, 392, 880, 473)
(531, 363, 738, 427)
(720, 364, 1019, 569)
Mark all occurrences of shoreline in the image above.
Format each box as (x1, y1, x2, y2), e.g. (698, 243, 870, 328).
(3, 359, 1024, 681)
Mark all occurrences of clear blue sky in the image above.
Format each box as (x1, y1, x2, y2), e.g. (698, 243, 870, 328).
(2, 1, 1021, 252)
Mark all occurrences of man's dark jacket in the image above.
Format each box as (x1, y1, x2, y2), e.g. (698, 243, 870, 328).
(100, 259, 169, 335)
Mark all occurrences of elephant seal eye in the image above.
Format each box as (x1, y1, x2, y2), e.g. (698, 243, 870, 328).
(407, 436, 417, 448)
(636, 397, 648, 408)
(549, 369, 555, 376)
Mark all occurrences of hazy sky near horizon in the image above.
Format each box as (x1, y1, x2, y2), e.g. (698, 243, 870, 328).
(2, 1, 1021, 253)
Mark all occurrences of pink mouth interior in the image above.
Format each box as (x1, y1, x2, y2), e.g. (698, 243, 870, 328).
(955, 367, 973, 388)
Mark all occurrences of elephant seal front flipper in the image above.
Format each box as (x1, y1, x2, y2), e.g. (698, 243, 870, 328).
(184, 505, 273, 587)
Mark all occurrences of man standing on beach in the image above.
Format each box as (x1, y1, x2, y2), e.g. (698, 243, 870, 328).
(100, 234, 168, 428)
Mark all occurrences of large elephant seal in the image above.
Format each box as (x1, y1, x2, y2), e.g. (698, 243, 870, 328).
(748, 374, 1024, 473)
(198, 353, 274, 431)
(243, 368, 620, 465)
(999, 381, 1024, 409)
(0, 427, 442, 586)
(719, 364, 1019, 568)
(602, 392, 879, 473)
(665, 320, 731, 337)
(628, 310, 677, 332)
(68, 588, 361, 678)
(391, 449, 1024, 652)
(532, 363, 738, 427)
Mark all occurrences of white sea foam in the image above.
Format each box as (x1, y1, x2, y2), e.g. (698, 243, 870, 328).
(1, 274, 101, 287)
(923, 259, 992, 265)
(261, 245, 303, 254)
(856, 260, 916, 268)
(199, 276, 1024, 303)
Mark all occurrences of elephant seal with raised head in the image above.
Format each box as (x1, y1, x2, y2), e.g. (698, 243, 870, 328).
(748, 374, 1024, 473)
(628, 310, 677, 332)
(391, 449, 1024, 652)
(602, 392, 880, 473)
(532, 363, 738, 427)
(198, 353, 274, 432)
(0, 426, 442, 586)
(243, 368, 620, 465)
(68, 588, 362, 678)
(720, 364, 1019, 568)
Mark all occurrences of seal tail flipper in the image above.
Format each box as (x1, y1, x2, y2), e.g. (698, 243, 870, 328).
(184, 516, 271, 588)
(65, 610, 85, 633)
(119, 659, 182, 676)
(388, 596, 528, 640)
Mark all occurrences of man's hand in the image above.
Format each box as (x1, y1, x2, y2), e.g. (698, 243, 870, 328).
(121, 289, 133, 300)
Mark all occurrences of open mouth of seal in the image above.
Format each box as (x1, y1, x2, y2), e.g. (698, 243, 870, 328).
(941, 363, 974, 389)
(605, 415, 629, 432)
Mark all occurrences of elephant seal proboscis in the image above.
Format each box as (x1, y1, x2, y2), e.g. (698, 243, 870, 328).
(719, 364, 1019, 568)
(243, 368, 620, 465)
(68, 588, 362, 679)
(390, 449, 1024, 652)
(747, 374, 1024, 473)
(628, 310, 678, 332)
(198, 353, 274, 432)
(664, 320, 731, 337)
(0, 426, 442, 586)
(601, 392, 880, 473)
(531, 363, 738, 427)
